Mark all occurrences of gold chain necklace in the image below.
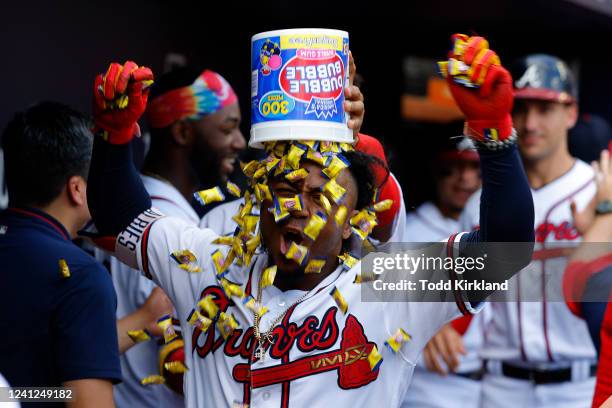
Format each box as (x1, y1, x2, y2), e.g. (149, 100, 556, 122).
(252, 271, 310, 362)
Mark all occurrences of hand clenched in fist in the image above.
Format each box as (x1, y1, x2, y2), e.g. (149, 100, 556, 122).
(93, 61, 154, 144)
(439, 34, 514, 144)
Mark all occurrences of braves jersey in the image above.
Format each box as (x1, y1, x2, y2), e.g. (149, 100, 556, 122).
(111, 174, 484, 408)
(112, 175, 193, 408)
(460, 159, 597, 364)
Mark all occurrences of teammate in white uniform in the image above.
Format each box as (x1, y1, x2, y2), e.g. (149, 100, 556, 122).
(402, 137, 489, 408)
(112, 67, 245, 407)
(87, 36, 535, 407)
(460, 54, 598, 408)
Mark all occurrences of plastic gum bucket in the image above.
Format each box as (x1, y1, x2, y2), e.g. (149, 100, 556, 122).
(249, 28, 352, 148)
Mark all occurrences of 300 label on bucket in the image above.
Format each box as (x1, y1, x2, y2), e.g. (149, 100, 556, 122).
(259, 91, 295, 118)
(252, 31, 349, 125)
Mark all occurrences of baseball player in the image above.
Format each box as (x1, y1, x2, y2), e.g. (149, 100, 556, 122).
(402, 137, 490, 408)
(109, 67, 242, 408)
(86, 35, 534, 407)
(460, 54, 598, 407)
(563, 149, 612, 407)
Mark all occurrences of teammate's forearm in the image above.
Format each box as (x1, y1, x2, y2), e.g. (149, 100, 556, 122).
(88, 137, 152, 236)
(570, 214, 612, 262)
(116, 307, 152, 354)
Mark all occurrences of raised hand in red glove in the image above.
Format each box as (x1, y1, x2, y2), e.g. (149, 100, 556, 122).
(438, 34, 513, 143)
(93, 61, 154, 144)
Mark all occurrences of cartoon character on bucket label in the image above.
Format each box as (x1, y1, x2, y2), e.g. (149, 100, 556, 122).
(260, 40, 282, 76)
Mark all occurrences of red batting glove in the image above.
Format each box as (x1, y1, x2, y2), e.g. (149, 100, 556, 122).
(440, 35, 514, 142)
(93, 61, 154, 144)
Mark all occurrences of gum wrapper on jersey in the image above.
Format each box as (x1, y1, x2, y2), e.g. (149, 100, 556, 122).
(384, 328, 412, 353)
(330, 286, 348, 314)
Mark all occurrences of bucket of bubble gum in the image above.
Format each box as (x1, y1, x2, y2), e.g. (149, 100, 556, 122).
(249, 28, 352, 148)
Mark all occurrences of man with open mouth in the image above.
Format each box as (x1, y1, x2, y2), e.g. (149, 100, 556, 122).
(87, 34, 534, 407)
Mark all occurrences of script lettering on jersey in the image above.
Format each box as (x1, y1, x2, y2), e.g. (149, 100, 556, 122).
(535, 221, 579, 243)
(192, 285, 340, 361)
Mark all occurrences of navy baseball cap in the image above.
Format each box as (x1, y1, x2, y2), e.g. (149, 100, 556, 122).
(511, 54, 577, 104)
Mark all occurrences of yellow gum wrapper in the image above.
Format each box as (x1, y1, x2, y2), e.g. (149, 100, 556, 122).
(320, 194, 333, 215)
(350, 210, 378, 240)
(213, 235, 234, 246)
(368, 345, 383, 371)
(187, 309, 212, 331)
(274, 156, 290, 176)
(339, 252, 359, 270)
(334, 205, 348, 226)
(195, 187, 225, 205)
(287, 144, 307, 170)
(217, 312, 239, 339)
(285, 168, 309, 182)
(264, 156, 281, 173)
(242, 215, 259, 234)
(243, 296, 268, 317)
(141, 375, 165, 385)
(286, 242, 308, 266)
(253, 165, 268, 180)
(226, 181, 242, 198)
(241, 160, 259, 177)
(197, 295, 219, 319)
(323, 178, 346, 204)
(273, 142, 286, 157)
(385, 328, 412, 353)
(156, 315, 178, 344)
(260, 265, 277, 288)
(278, 195, 303, 212)
(255, 183, 273, 202)
(127, 330, 151, 343)
(221, 278, 245, 298)
(372, 199, 393, 212)
(353, 271, 377, 284)
(246, 234, 261, 253)
(164, 361, 188, 374)
(305, 258, 326, 274)
(339, 143, 354, 152)
(320, 141, 340, 153)
(239, 198, 254, 219)
(59, 259, 70, 279)
(304, 211, 327, 241)
(212, 249, 230, 275)
(322, 155, 349, 179)
(306, 149, 326, 166)
(329, 286, 348, 314)
(232, 237, 244, 259)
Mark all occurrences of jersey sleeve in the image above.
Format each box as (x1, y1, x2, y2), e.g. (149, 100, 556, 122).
(54, 262, 121, 383)
(382, 232, 481, 364)
(113, 209, 220, 310)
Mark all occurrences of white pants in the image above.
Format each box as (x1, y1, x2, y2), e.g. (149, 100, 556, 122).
(402, 367, 482, 408)
(481, 373, 595, 408)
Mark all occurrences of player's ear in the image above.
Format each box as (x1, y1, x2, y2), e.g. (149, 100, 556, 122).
(565, 102, 579, 129)
(66, 175, 87, 207)
(169, 119, 195, 147)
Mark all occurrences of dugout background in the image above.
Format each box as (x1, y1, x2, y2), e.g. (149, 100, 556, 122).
(1, 0, 611, 210)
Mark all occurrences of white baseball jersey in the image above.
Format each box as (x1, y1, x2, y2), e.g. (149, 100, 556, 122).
(112, 175, 193, 408)
(402, 201, 489, 408)
(113, 176, 484, 408)
(460, 160, 597, 365)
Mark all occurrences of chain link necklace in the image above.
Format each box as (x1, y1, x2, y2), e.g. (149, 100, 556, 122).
(252, 271, 310, 362)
